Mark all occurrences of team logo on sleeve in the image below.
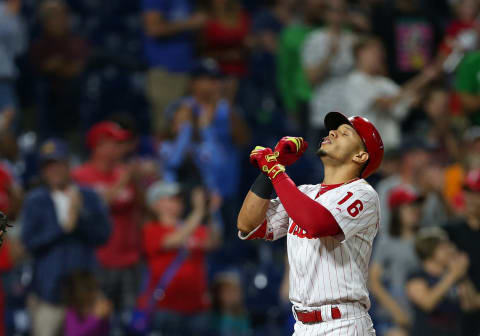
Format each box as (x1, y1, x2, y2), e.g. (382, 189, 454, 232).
(289, 222, 310, 239)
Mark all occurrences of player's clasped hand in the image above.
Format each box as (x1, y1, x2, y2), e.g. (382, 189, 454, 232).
(249, 146, 286, 181)
(274, 136, 308, 166)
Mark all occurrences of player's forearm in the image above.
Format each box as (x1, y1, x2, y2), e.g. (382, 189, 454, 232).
(237, 191, 270, 234)
(238, 174, 273, 234)
(272, 174, 341, 237)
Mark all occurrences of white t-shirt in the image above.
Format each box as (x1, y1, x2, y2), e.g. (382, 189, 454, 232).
(343, 71, 411, 149)
(302, 29, 356, 128)
(51, 190, 71, 229)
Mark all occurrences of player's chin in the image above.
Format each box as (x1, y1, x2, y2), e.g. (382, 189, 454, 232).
(316, 147, 328, 157)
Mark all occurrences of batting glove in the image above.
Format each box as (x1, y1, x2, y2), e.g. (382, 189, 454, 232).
(274, 136, 308, 166)
(249, 146, 286, 181)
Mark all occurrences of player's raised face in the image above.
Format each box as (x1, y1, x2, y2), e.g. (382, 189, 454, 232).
(317, 124, 368, 167)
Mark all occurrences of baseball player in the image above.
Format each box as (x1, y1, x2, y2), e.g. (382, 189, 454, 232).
(237, 111, 384, 335)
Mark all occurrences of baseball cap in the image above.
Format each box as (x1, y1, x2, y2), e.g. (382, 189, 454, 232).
(146, 181, 181, 206)
(39, 138, 69, 164)
(388, 186, 423, 209)
(86, 121, 131, 149)
(464, 169, 480, 192)
(191, 58, 222, 78)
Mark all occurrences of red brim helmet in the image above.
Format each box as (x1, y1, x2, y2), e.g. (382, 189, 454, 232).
(324, 111, 384, 178)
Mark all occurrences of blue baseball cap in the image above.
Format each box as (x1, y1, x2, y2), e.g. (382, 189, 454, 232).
(39, 138, 69, 164)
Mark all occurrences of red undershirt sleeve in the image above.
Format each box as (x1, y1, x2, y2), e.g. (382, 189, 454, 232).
(272, 174, 341, 238)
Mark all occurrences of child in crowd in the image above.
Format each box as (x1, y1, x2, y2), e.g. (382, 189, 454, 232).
(369, 186, 423, 336)
(209, 272, 251, 336)
(406, 228, 470, 336)
(141, 181, 221, 336)
(64, 271, 112, 336)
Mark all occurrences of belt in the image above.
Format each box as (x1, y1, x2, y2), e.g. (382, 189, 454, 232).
(295, 307, 342, 324)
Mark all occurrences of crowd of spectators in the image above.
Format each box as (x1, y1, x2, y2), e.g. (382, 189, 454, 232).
(0, 0, 480, 335)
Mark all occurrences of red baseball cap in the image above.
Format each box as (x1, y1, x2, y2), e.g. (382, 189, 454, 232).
(464, 169, 480, 192)
(388, 186, 423, 209)
(86, 121, 131, 149)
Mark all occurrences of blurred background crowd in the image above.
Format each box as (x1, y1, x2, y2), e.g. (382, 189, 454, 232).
(0, 0, 480, 335)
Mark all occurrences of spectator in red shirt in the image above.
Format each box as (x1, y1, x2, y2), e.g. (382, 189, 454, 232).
(201, 0, 251, 101)
(141, 181, 220, 336)
(72, 121, 142, 316)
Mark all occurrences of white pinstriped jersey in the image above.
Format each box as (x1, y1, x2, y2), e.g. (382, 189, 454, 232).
(244, 179, 380, 314)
